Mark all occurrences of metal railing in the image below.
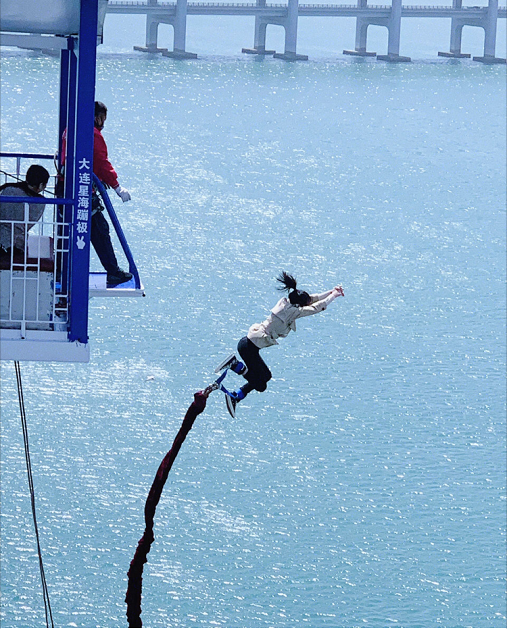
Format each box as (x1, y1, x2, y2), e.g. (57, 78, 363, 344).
(92, 175, 142, 290)
(0, 152, 143, 337)
(0, 154, 70, 333)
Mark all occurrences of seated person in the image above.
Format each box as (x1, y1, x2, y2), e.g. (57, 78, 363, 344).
(0, 164, 49, 263)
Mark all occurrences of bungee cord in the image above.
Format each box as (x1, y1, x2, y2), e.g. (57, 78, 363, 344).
(125, 382, 221, 628)
(14, 361, 54, 629)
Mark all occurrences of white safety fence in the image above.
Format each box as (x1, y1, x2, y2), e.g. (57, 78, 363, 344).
(0, 175, 70, 335)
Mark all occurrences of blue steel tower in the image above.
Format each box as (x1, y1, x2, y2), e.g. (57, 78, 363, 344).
(0, 0, 143, 362)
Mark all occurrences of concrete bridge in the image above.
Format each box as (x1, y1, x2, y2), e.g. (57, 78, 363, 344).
(106, 0, 507, 62)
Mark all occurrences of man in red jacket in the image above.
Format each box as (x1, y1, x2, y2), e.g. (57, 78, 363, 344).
(90, 101, 132, 285)
(60, 101, 132, 286)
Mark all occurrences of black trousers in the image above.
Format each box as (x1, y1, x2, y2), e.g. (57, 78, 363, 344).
(237, 336, 272, 396)
(91, 209, 119, 274)
(56, 180, 119, 275)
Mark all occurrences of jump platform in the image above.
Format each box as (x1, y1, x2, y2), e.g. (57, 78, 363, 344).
(89, 272, 145, 298)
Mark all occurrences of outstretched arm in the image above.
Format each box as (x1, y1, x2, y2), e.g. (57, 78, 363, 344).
(309, 286, 344, 304)
(299, 286, 344, 318)
(309, 289, 334, 304)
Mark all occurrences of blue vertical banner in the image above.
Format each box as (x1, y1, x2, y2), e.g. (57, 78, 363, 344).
(68, 0, 99, 343)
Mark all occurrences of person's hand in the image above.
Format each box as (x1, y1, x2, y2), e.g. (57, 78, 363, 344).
(114, 185, 131, 202)
(334, 285, 344, 296)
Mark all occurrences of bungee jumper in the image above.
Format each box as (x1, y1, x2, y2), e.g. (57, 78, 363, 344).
(214, 271, 345, 418)
(125, 273, 344, 626)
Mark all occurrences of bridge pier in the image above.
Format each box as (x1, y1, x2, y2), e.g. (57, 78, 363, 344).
(273, 0, 308, 60)
(343, 0, 377, 57)
(438, 0, 505, 63)
(133, 12, 168, 53)
(242, 0, 276, 55)
(344, 0, 411, 62)
(133, 0, 197, 59)
(242, 0, 308, 60)
(437, 0, 471, 57)
(162, 0, 197, 58)
(473, 0, 506, 63)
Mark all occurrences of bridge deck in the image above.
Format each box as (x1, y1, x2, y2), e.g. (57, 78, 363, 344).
(107, 1, 507, 18)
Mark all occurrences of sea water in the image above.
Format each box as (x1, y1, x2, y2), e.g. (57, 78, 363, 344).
(0, 9, 506, 629)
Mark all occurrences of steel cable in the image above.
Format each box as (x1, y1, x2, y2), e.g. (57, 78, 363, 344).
(14, 361, 54, 628)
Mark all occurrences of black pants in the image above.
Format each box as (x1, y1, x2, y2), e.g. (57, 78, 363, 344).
(237, 336, 272, 397)
(56, 180, 119, 275)
(91, 209, 119, 274)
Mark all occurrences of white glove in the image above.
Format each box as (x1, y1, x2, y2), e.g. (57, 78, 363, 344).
(114, 185, 131, 202)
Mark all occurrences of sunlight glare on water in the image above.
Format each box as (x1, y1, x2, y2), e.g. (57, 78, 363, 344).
(0, 11, 506, 629)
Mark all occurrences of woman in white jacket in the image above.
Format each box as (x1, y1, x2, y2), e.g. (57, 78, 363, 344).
(216, 271, 344, 417)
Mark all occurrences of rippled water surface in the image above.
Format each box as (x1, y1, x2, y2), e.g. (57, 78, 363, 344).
(1, 12, 506, 629)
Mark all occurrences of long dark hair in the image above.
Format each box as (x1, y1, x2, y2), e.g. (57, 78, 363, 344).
(276, 271, 311, 307)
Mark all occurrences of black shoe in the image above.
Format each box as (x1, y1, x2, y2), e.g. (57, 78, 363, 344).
(107, 269, 133, 286)
(215, 355, 248, 376)
(225, 394, 237, 418)
(215, 354, 238, 373)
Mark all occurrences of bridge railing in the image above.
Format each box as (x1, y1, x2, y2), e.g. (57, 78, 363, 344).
(108, 1, 503, 8)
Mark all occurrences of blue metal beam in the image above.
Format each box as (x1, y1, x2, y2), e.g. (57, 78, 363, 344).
(68, 0, 99, 344)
